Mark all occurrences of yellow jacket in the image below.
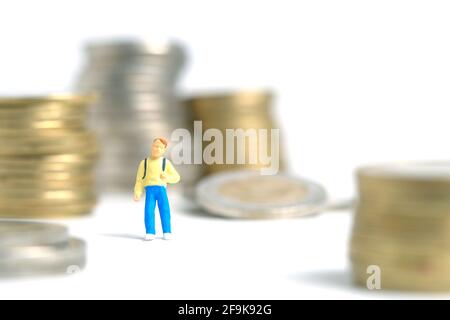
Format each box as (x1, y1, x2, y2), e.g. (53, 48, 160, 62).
(134, 157, 180, 199)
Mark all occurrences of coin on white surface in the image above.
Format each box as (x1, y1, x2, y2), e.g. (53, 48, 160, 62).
(0, 220, 69, 248)
(0, 238, 86, 277)
(196, 170, 327, 219)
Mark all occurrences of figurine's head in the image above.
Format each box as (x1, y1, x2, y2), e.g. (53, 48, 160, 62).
(151, 137, 168, 159)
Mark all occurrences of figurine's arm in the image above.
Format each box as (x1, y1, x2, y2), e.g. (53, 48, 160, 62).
(134, 160, 145, 199)
(164, 160, 181, 184)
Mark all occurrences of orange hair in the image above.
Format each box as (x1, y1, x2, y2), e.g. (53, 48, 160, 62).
(153, 137, 168, 148)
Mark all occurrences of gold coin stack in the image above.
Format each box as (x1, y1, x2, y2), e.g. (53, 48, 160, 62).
(184, 91, 285, 176)
(350, 162, 450, 291)
(0, 95, 98, 218)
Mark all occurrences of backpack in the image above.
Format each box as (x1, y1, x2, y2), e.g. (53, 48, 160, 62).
(142, 157, 166, 180)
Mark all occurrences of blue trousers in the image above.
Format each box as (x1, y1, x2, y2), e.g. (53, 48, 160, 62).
(144, 186, 171, 235)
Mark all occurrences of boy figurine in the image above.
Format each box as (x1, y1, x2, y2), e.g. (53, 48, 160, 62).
(134, 138, 180, 241)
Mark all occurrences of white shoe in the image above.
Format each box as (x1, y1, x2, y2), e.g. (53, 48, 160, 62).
(163, 233, 172, 240)
(144, 234, 155, 241)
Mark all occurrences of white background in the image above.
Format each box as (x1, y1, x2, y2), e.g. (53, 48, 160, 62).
(0, 0, 450, 299)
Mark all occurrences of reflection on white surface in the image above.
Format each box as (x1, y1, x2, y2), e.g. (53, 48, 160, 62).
(0, 194, 448, 299)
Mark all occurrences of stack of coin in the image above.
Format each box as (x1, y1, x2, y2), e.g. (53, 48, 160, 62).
(0, 95, 98, 218)
(0, 220, 86, 278)
(77, 40, 198, 193)
(351, 162, 450, 291)
(184, 90, 285, 175)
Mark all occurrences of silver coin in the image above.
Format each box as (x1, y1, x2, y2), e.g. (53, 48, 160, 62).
(83, 65, 183, 73)
(89, 113, 182, 124)
(77, 39, 201, 192)
(93, 126, 183, 137)
(87, 99, 182, 110)
(81, 67, 181, 77)
(80, 77, 178, 86)
(196, 170, 328, 219)
(0, 220, 69, 248)
(93, 94, 180, 105)
(92, 96, 182, 107)
(80, 79, 179, 91)
(91, 110, 182, 122)
(79, 78, 180, 90)
(0, 238, 86, 278)
(96, 130, 172, 141)
(85, 39, 184, 53)
(92, 99, 182, 111)
(94, 127, 179, 138)
(98, 149, 146, 157)
(84, 53, 184, 64)
(81, 64, 183, 77)
(82, 95, 182, 110)
(85, 47, 185, 67)
(83, 60, 184, 72)
(98, 162, 145, 171)
(98, 143, 161, 154)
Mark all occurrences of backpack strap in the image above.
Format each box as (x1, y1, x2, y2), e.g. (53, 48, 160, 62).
(142, 158, 148, 179)
(162, 157, 166, 172)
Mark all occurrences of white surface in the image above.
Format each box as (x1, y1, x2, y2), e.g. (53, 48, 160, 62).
(1, 0, 450, 299)
(0, 193, 448, 300)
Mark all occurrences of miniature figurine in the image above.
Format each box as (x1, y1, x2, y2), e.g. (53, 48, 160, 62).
(134, 138, 180, 241)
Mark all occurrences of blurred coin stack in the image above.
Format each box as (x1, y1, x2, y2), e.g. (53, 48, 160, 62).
(351, 162, 450, 291)
(77, 40, 198, 193)
(0, 96, 98, 218)
(184, 91, 285, 175)
(0, 221, 86, 278)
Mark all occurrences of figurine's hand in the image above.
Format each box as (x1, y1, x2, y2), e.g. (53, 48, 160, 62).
(160, 173, 167, 182)
(134, 195, 140, 202)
